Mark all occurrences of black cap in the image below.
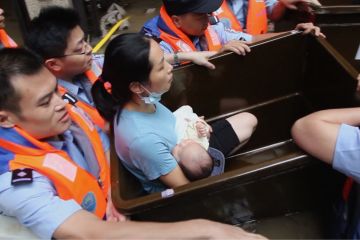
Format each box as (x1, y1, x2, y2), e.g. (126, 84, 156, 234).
(163, 0, 224, 16)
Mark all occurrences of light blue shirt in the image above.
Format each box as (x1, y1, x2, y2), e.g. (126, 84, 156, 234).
(57, 54, 104, 106)
(225, 0, 278, 29)
(58, 77, 94, 106)
(160, 22, 253, 54)
(114, 102, 178, 193)
(333, 124, 360, 183)
(0, 123, 109, 239)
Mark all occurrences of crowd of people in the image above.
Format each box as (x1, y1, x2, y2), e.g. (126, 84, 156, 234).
(0, 0, 359, 238)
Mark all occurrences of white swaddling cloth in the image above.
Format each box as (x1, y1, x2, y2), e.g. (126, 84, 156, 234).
(173, 105, 209, 149)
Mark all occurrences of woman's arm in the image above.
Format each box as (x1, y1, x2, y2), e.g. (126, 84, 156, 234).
(159, 164, 190, 188)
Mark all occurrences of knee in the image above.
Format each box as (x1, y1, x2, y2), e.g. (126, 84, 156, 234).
(226, 112, 258, 133)
(245, 112, 258, 129)
(237, 112, 258, 130)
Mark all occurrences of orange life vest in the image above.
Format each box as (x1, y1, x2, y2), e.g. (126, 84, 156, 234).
(0, 29, 18, 48)
(58, 85, 106, 130)
(214, 0, 268, 35)
(158, 6, 222, 52)
(85, 61, 102, 84)
(0, 104, 110, 218)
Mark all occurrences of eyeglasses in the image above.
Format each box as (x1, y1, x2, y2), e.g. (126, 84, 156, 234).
(51, 40, 91, 58)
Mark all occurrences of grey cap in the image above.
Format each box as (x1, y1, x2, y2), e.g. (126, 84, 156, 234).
(208, 147, 225, 176)
(163, 0, 224, 16)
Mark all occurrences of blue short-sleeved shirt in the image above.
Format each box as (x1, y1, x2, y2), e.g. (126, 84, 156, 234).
(0, 122, 109, 239)
(333, 124, 360, 183)
(114, 102, 178, 193)
(223, 0, 278, 29)
(160, 22, 253, 54)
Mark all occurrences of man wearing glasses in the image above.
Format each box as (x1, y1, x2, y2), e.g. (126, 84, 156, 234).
(26, 7, 106, 130)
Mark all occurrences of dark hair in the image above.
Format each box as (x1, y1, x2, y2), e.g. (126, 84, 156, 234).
(92, 33, 152, 121)
(0, 48, 44, 113)
(178, 147, 213, 181)
(25, 6, 80, 59)
(181, 162, 213, 181)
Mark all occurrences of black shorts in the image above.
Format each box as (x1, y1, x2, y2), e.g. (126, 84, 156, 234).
(209, 119, 240, 156)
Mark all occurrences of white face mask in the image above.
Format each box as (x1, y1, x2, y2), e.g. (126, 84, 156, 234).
(138, 85, 164, 104)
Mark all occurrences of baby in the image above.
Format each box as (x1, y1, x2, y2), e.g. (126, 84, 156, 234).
(172, 106, 225, 181)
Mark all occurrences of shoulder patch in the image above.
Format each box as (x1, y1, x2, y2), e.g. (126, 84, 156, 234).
(11, 168, 33, 185)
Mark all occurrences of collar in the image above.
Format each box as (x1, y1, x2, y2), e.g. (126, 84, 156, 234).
(58, 79, 83, 96)
(46, 130, 74, 151)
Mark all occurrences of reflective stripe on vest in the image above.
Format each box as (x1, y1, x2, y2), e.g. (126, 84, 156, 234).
(0, 104, 110, 218)
(0, 29, 18, 48)
(159, 6, 222, 52)
(214, 0, 268, 35)
(58, 85, 106, 130)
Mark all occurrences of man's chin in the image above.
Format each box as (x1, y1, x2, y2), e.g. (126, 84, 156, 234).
(57, 120, 72, 134)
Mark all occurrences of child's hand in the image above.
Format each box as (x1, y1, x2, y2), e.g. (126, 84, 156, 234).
(196, 117, 212, 138)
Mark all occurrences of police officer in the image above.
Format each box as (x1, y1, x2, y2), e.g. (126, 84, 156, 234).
(141, 0, 324, 55)
(292, 108, 360, 238)
(0, 47, 267, 239)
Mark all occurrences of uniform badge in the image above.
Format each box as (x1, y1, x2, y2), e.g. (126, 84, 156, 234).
(11, 168, 33, 185)
(62, 92, 78, 105)
(81, 192, 97, 213)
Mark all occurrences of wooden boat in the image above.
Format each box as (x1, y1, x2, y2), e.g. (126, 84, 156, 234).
(314, 5, 360, 24)
(110, 32, 358, 237)
(322, 0, 357, 5)
(274, 4, 360, 31)
(320, 24, 360, 73)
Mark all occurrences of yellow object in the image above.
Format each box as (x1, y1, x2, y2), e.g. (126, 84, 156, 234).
(92, 16, 130, 53)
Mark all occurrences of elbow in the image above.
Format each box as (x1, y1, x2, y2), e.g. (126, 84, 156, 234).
(291, 114, 320, 149)
(291, 116, 309, 146)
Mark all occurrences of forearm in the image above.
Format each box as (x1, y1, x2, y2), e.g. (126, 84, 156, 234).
(164, 52, 190, 65)
(98, 219, 216, 239)
(90, 218, 265, 239)
(165, 52, 203, 64)
(160, 165, 190, 188)
(55, 211, 217, 239)
(165, 53, 177, 65)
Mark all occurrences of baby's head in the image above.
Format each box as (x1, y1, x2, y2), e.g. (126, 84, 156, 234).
(173, 139, 213, 180)
(173, 139, 224, 181)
